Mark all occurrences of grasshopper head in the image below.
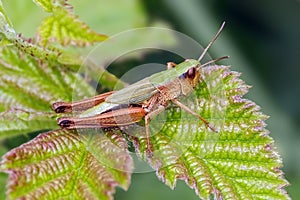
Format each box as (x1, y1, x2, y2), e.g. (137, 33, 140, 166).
(185, 65, 201, 88)
(178, 60, 202, 95)
(180, 55, 229, 96)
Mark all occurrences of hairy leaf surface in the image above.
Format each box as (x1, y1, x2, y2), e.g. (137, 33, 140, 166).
(0, 129, 133, 200)
(0, 46, 94, 138)
(130, 66, 289, 200)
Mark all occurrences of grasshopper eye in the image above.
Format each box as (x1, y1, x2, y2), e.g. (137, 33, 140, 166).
(187, 67, 196, 79)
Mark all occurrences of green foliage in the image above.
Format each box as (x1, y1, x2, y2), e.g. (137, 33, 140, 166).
(0, 0, 290, 199)
(33, 0, 64, 13)
(0, 129, 132, 199)
(33, 0, 107, 46)
(37, 7, 107, 46)
(0, 46, 94, 138)
(129, 66, 289, 199)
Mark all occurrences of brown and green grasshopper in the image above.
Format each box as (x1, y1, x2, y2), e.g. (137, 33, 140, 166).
(52, 22, 228, 154)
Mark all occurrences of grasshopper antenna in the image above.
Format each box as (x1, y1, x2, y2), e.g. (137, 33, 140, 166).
(198, 21, 226, 62)
(200, 55, 230, 68)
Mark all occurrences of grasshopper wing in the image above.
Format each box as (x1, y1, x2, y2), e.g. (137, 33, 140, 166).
(106, 59, 200, 104)
(105, 77, 158, 104)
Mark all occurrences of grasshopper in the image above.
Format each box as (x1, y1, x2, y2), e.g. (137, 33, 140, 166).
(52, 22, 228, 154)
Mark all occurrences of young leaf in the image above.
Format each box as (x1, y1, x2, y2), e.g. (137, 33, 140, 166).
(130, 65, 289, 199)
(0, 2, 100, 65)
(37, 7, 108, 46)
(33, 0, 74, 13)
(0, 129, 133, 200)
(33, 0, 63, 13)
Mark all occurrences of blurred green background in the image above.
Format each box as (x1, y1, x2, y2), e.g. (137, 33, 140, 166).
(1, 0, 299, 199)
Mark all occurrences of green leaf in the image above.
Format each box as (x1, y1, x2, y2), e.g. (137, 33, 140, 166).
(0, 129, 133, 199)
(130, 66, 289, 199)
(1, 35, 122, 87)
(32, 0, 56, 13)
(33, 0, 74, 13)
(37, 7, 108, 47)
(1, 1, 108, 65)
(0, 47, 94, 109)
(0, 46, 95, 138)
(0, 110, 57, 140)
(1, 0, 173, 87)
